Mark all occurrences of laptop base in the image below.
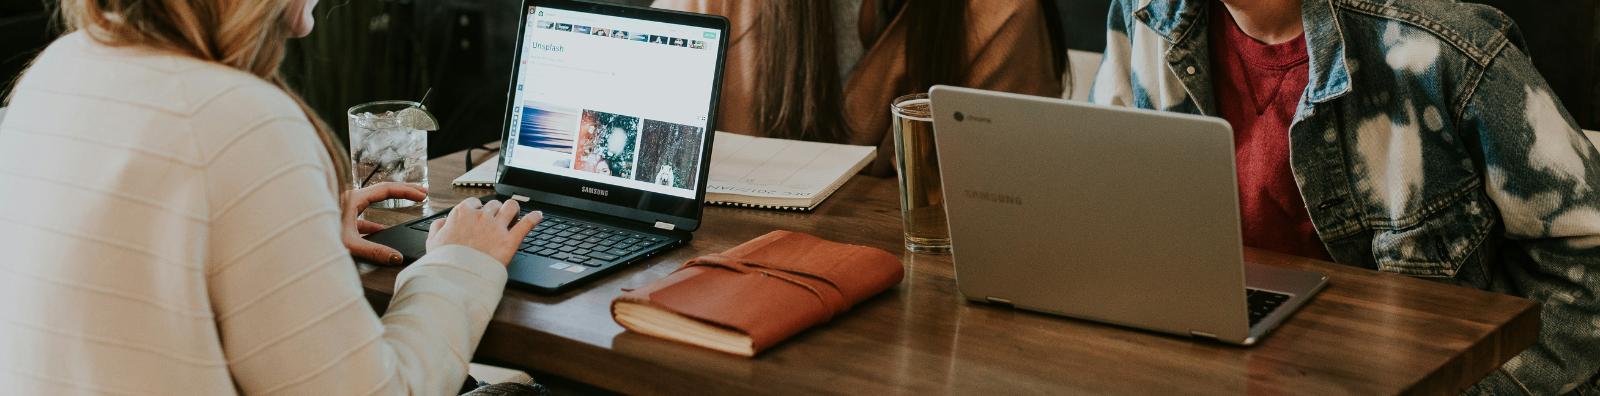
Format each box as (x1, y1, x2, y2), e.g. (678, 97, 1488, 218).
(363, 194, 690, 295)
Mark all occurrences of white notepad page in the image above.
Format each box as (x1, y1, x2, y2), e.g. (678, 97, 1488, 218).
(706, 132, 875, 200)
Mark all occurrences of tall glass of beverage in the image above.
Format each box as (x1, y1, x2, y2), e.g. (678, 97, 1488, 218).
(891, 93, 950, 254)
(348, 101, 436, 209)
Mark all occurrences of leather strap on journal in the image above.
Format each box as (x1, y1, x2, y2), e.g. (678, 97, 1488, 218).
(612, 230, 905, 355)
(676, 254, 853, 318)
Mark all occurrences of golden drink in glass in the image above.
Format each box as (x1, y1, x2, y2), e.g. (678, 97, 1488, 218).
(891, 93, 950, 254)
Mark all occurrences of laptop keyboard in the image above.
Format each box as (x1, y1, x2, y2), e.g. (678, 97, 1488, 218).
(407, 212, 667, 268)
(1247, 288, 1292, 327)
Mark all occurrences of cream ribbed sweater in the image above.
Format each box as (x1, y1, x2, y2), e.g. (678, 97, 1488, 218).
(0, 32, 507, 395)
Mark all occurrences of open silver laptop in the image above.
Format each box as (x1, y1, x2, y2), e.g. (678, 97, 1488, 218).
(928, 85, 1328, 345)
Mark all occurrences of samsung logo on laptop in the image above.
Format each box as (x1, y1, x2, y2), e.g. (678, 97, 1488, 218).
(964, 189, 1021, 205)
(581, 186, 609, 197)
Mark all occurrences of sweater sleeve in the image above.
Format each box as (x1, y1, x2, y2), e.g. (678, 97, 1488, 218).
(199, 83, 506, 396)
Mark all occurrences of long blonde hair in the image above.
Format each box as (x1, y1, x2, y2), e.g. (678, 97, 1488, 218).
(55, 0, 351, 200)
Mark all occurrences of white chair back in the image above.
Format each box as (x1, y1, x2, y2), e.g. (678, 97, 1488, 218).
(1065, 50, 1102, 101)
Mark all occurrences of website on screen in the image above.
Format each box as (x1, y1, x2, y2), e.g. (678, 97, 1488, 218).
(505, 7, 720, 199)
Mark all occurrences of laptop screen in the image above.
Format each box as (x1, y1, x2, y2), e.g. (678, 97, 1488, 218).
(503, 5, 721, 201)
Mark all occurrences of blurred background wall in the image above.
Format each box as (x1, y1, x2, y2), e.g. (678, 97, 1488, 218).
(2, 0, 1596, 157)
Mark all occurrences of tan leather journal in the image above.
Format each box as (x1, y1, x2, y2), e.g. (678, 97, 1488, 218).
(610, 230, 904, 356)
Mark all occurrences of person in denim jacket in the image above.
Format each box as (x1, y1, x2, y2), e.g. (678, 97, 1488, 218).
(1090, 0, 1600, 394)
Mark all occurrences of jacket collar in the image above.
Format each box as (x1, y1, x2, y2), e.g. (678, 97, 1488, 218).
(1134, 0, 1353, 104)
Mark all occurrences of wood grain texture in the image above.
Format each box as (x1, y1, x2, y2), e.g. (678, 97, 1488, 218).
(355, 148, 1540, 396)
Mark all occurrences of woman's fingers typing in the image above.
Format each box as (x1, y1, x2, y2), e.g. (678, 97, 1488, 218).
(497, 200, 522, 224)
(512, 210, 542, 238)
(426, 199, 544, 265)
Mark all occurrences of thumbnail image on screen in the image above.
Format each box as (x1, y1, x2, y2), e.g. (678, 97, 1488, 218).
(516, 101, 579, 168)
(635, 120, 704, 189)
(574, 110, 639, 180)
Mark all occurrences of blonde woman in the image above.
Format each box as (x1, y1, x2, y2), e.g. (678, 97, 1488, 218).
(0, 0, 543, 394)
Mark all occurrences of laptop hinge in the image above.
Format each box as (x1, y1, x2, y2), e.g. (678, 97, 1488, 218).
(653, 221, 676, 230)
(1189, 330, 1219, 340)
(510, 194, 531, 202)
(985, 297, 1013, 306)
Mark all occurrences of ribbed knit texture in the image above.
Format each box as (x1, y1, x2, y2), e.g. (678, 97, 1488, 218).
(0, 32, 508, 396)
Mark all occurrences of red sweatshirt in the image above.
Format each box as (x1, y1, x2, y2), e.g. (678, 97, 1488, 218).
(1208, 3, 1332, 261)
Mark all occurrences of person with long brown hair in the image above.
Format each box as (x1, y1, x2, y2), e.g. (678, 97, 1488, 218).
(654, 0, 1064, 176)
(0, 0, 541, 394)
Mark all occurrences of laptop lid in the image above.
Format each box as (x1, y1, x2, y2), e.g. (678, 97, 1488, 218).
(929, 85, 1255, 343)
(495, 0, 729, 232)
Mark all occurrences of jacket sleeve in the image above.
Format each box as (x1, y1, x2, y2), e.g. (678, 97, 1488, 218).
(1461, 35, 1600, 395)
(1087, 0, 1137, 107)
(202, 83, 508, 396)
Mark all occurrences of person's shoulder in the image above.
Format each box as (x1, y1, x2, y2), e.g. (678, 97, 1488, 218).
(1338, 0, 1516, 60)
(965, 0, 1041, 17)
(961, 0, 1049, 38)
(22, 31, 299, 120)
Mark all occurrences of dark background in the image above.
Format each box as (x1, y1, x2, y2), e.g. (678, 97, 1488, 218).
(1, 0, 1597, 154)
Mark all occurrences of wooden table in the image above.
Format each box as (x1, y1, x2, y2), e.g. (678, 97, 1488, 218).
(358, 148, 1539, 396)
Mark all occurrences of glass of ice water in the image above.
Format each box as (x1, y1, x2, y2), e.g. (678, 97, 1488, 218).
(348, 101, 437, 209)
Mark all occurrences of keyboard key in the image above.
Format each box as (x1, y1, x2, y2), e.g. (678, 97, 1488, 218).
(564, 255, 588, 263)
(558, 246, 576, 253)
(550, 237, 569, 244)
(586, 252, 619, 261)
(606, 248, 631, 256)
(621, 238, 641, 245)
(578, 242, 596, 249)
(573, 249, 592, 256)
(1245, 289, 1291, 327)
(581, 259, 607, 267)
(536, 248, 558, 256)
(520, 245, 540, 253)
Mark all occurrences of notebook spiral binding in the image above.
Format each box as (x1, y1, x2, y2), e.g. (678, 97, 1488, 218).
(706, 201, 816, 212)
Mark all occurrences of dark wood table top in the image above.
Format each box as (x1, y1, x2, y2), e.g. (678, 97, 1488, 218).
(358, 148, 1539, 396)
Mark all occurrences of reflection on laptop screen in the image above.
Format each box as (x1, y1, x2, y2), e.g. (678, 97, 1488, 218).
(504, 6, 721, 200)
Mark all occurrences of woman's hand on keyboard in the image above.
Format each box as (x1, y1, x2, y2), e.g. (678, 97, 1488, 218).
(342, 182, 429, 265)
(427, 197, 544, 265)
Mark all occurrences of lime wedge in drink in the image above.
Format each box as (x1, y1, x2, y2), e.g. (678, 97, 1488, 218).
(397, 106, 439, 131)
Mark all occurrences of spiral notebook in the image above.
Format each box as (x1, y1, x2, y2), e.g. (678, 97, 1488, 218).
(453, 132, 875, 211)
(451, 161, 499, 188)
(704, 132, 875, 211)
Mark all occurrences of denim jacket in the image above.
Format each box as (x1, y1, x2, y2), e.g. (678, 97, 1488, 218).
(1090, 0, 1600, 394)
